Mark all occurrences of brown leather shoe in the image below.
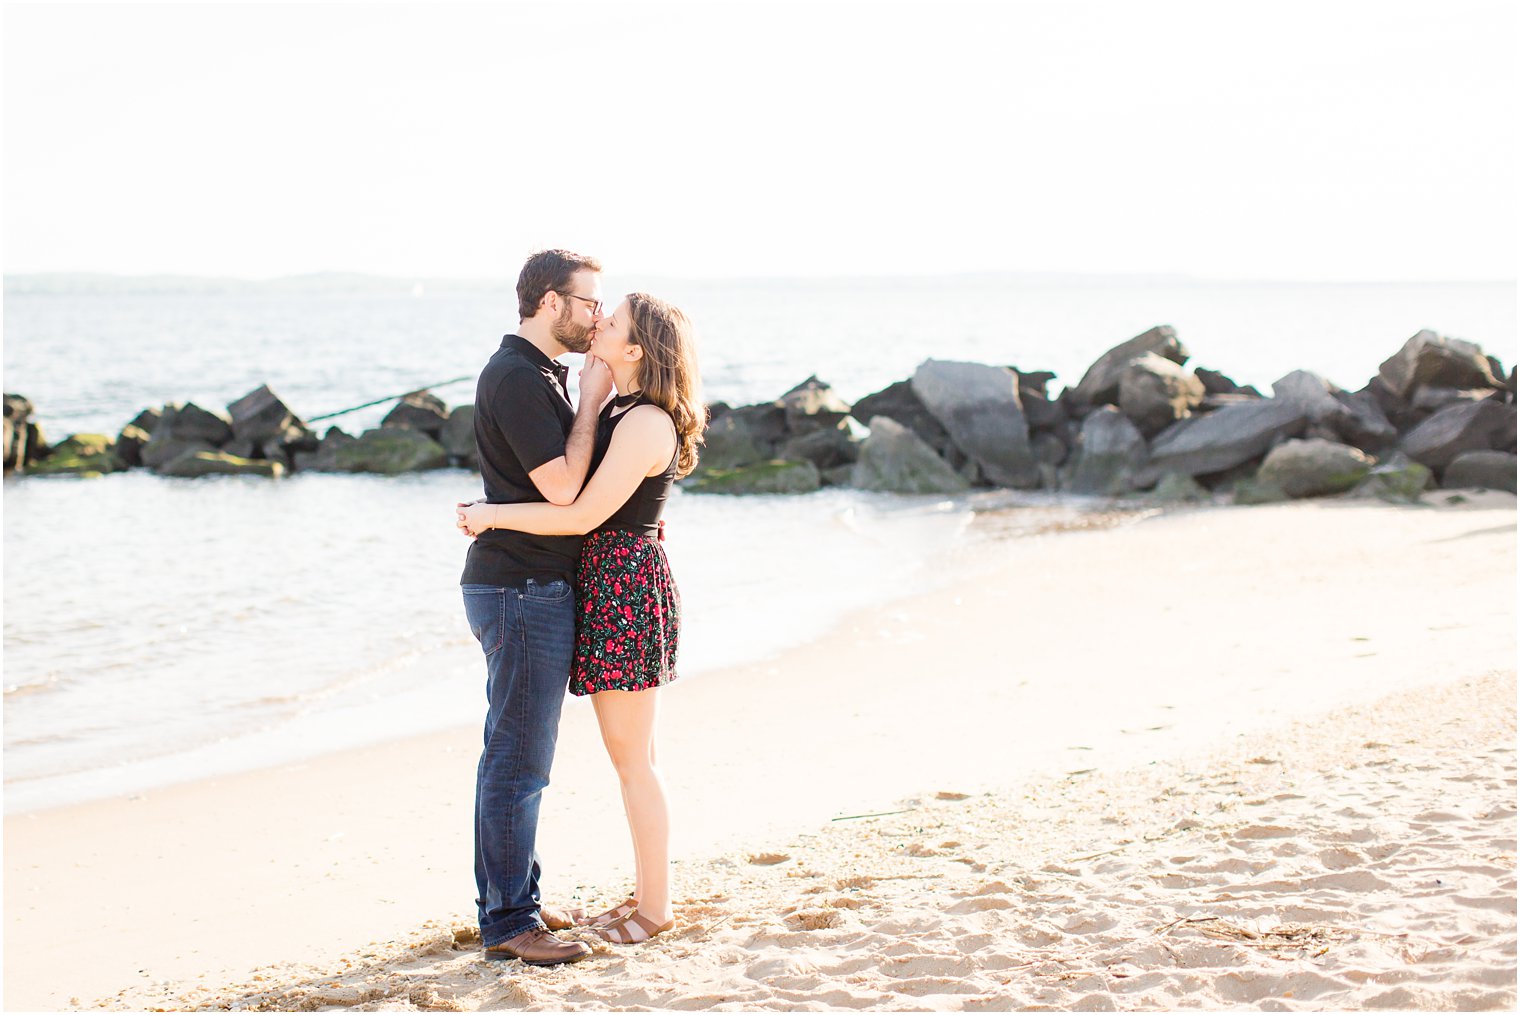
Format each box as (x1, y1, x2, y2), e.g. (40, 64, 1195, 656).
(540, 904, 585, 932)
(483, 926, 591, 966)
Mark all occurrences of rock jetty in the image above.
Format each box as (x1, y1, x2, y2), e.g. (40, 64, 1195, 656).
(679, 327, 1516, 502)
(6, 327, 1516, 502)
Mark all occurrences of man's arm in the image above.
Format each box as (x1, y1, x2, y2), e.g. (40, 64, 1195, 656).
(526, 397, 598, 505)
(525, 355, 613, 505)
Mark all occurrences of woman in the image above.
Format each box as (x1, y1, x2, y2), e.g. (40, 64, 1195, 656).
(457, 292, 702, 945)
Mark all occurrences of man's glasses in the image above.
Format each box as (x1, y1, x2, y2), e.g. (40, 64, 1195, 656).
(556, 291, 603, 316)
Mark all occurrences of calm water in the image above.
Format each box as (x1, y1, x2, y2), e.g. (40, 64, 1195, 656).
(3, 274, 1515, 813)
(6, 275, 1515, 437)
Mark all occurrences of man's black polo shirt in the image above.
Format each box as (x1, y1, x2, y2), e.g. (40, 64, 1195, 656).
(460, 335, 583, 587)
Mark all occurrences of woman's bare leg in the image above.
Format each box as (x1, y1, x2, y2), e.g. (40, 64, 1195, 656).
(592, 688, 671, 925)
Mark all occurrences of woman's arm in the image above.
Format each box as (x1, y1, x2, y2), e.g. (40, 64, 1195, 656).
(457, 406, 674, 537)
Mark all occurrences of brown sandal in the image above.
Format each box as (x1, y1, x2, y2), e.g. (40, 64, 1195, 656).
(595, 908, 674, 944)
(583, 897, 638, 928)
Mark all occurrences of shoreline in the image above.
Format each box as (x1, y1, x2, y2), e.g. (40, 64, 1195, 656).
(2, 486, 1151, 819)
(4, 494, 1515, 1010)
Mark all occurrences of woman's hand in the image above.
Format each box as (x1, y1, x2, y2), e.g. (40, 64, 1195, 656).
(579, 354, 615, 409)
(456, 500, 495, 538)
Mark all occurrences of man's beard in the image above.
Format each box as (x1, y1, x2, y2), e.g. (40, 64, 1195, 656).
(551, 303, 594, 353)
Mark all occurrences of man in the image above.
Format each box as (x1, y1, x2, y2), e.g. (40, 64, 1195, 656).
(459, 249, 612, 965)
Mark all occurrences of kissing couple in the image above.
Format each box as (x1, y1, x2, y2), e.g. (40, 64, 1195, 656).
(454, 248, 703, 965)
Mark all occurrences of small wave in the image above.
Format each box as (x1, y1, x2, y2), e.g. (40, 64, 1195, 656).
(249, 693, 306, 707)
(4, 675, 63, 698)
(5, 730, 78, 748)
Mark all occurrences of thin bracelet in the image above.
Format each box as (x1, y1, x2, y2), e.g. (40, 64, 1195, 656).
(493, 505, 501, 530)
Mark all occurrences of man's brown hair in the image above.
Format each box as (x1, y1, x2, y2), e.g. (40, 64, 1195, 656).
(516, 249, 603, 321)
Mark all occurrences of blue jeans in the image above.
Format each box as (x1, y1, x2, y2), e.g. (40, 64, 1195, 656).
(461, 579, 576, 946)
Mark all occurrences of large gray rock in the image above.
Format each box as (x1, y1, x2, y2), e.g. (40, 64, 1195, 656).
(1399, 399, 1516, 470)
(166, 402, 234, 445)
(228, 384, 307, 451)
(382, 391, 449, 439)
(293, 427, 358, 472)
(1118, 353, 1205, 437)
(851, 416, 968, 494)
(851, 380, 962, 467)
(1272, 370, 1346, 423)
(1360, 376, 1425, 434)
(699, 413, 778, 471)
(684, 459, 822, 495)
(440, 406, 478, 468)
(1255, 438, 1376, 498)
(911, 359, 1038, 488)
(1066, 407, 1147, 496)
(1348, 453, 1433, 503)
(1150, 471, 1211, 502)
(1137, 399, 1308, 484)
(728, 402, 789, 445)
(779, 376, 852, 435)
(115, 424, 152, 468)
(334, 428, 449, 474)
(156, 451, 284, 479)
(1329, 389, 1397, 452)
(778, 423, 859, 470)
(144, 436, 217, 471)
(125, 407, 162, 434)
(1347, 454, 1432, 503)
(1380, 329, 1495, 401)
(1376, 330, 1500, 399)
(1441, 450, 1517, 493)
(142, 404, 227, 467)
(1073, 326, 1188, 407)
(1274, 370, 1397, 452)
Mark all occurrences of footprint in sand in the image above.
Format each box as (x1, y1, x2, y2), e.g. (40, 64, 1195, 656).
(881, 954, 975, 979)
(947, 895, 1017, 914)
(1316, 846, 1369, 870)
(784, 908, 845, 930)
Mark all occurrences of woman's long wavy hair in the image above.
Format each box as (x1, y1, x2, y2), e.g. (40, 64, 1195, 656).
(626, 292, 703, 477)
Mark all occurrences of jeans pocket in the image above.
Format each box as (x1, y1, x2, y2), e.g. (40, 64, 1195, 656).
(463, 587, 505, 656)
(523, 579, 571, 603)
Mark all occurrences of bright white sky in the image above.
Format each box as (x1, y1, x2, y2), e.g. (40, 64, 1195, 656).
(2, 0, 1515, 281)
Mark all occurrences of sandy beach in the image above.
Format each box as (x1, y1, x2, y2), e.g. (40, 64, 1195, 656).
(5, 492, 1515, 1011)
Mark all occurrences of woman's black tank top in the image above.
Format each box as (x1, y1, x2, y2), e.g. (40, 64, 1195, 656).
(589, 393, 677, 537)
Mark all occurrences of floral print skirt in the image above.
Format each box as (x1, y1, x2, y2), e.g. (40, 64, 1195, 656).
(570, 528, 681, 696)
